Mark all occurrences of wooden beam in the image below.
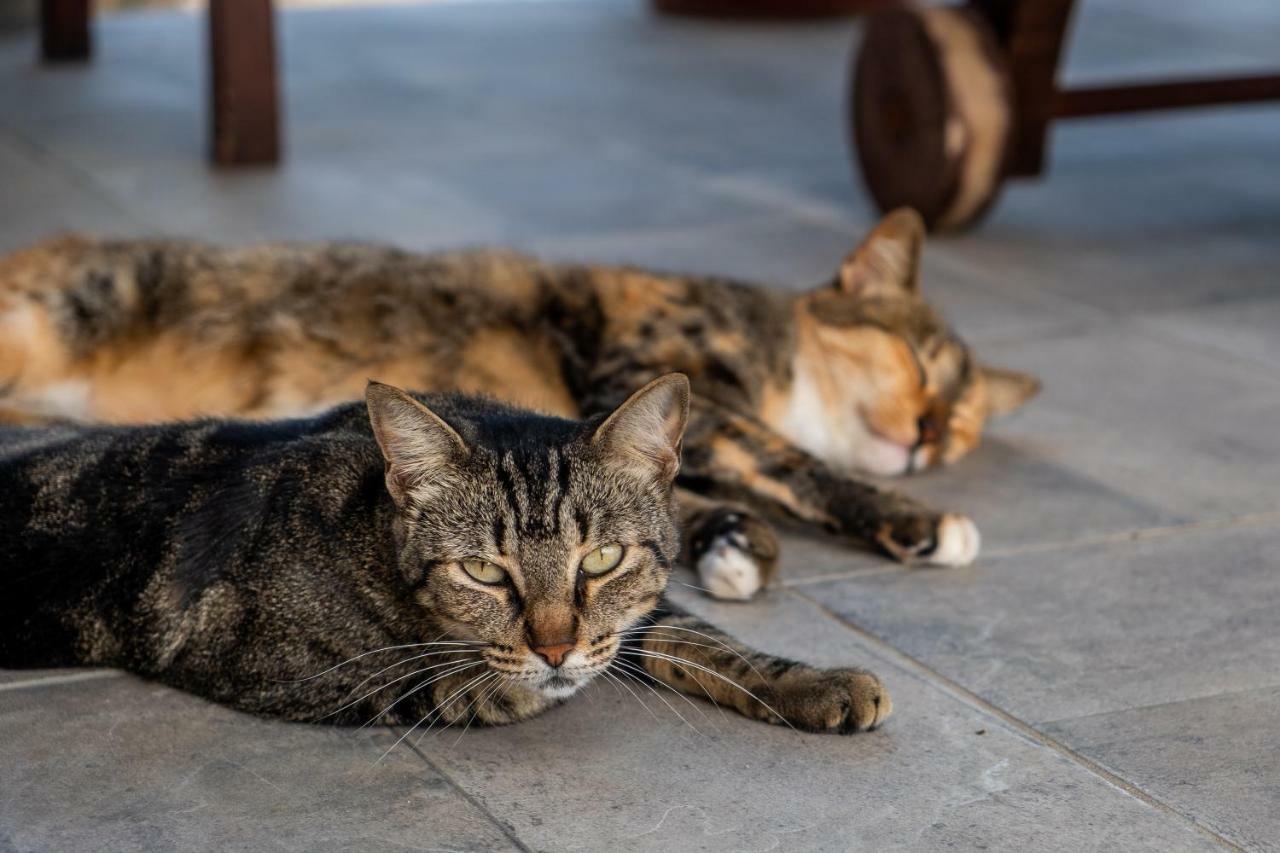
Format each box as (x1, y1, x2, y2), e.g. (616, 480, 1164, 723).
(1055, 74, 1280, 118)
(970, 0, 1075, 178)
(41, 0, 91, 62)
(209, 0, 281, 166)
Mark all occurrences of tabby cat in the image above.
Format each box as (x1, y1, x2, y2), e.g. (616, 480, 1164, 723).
(0, 375, 889, 733)
(0, 209, 1038, 600)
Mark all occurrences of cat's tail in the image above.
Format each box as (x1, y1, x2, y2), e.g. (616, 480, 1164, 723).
(0, 236, 174, 424)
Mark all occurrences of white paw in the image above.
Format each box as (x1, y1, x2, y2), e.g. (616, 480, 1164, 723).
(928, 514, 980, 567)
(697, 533, 763, 601)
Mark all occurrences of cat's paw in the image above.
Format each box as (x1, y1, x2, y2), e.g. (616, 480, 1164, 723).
(874, 512, 980, 568)
(772, 668, 892, 734)
(927, 514, 980, 567)
(688, 507, 779, 601)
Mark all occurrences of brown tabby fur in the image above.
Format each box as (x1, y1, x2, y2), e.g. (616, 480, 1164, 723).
(0, 210, 1038, 598)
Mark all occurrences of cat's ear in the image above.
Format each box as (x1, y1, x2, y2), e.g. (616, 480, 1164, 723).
(836, 207, 925, 298)
(981, 365, 1041, 417)
(366, 381, 469, 506)
(592, 373, 691, 482)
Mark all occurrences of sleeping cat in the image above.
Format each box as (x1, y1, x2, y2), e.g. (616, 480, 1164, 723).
(0, 209, 1039, 600)
(0, 375, 890, 733)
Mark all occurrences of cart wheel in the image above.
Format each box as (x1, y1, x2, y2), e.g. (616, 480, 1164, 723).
(851, 5, 1012, 232)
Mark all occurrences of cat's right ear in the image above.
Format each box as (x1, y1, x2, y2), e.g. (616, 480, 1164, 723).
(835, 207, 925, 298)
(366, 382, 469, 507)
(592, 373, 691, 483)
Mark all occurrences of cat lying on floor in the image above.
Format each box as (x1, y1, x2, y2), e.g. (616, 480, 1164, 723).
(0, 209, 1038, 599)
(0, 375, 890, 735)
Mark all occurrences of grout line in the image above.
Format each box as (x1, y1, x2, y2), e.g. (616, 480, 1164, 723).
(979, 510, 1280, 559)
(0, 669, 121, 693)
(786, 587, 1244, 852)
(780, 509, 1280, 589)
(1038, 682, 1280, 729)
(398, 730, 534, 853)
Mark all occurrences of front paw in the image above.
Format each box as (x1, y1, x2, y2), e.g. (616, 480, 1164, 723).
(687, 507, 779, 601)
(771, 668, 892, 734)
(875, 512, 980, 568)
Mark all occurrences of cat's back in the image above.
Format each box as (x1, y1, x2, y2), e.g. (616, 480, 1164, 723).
(0, 404, 387, 667)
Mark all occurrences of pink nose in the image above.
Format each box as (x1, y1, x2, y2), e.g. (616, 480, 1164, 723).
(532, 642, 575, 668)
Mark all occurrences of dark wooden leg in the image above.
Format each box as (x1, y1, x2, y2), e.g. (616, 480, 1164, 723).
(209, 0, 281, 166)
(40, 0, 91, 62)
(653, 0, 897, 17)
(971, 0, 1075, 178)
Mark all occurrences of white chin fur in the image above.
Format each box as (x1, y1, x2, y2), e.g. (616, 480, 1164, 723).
(929, 515, 981, 567)
(537, 679, 586, 700)
(855, 437, 912, 477)
(698, 539, 763, 601)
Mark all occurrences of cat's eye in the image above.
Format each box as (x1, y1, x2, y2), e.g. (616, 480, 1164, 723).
(580, 544, 624, 576)
(461, 559, 507, 585)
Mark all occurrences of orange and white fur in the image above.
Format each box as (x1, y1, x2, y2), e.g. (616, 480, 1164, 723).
(0, 209, 1038, 600)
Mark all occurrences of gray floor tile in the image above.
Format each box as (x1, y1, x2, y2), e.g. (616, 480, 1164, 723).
(417, 588, 1219, 853)
(799, 522, 1280, 723)
(0, 675, 519, 853)
(0, 130, 146, 252)
(1044, 687, 1280, 853)
(974, 321, 1280, 523)
(1143, 292, 1280, 375)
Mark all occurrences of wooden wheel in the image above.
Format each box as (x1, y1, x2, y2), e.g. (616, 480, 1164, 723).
(851, 5, 1012, 232)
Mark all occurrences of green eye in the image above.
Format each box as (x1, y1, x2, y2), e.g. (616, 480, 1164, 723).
(580, 544, 624, 576)
(461, 559, 507, 585)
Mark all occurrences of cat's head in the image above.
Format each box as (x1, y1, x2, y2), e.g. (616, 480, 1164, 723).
(366, 374, 689, 701)
(789, 208, 1040, 477)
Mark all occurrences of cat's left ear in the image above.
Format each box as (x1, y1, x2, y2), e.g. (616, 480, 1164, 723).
(980, 365, 1041, 417)
(592, 373, 691, 482)
(366, 381, 469, 506)
(837, 207, 925, 298)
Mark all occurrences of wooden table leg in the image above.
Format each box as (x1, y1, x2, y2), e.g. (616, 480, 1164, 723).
(971, 0, 1075, 178)
(41, 0, 91, 62)
(209, 0, 281, 166)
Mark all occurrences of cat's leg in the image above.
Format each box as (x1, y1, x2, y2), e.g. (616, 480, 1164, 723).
(620, 602, 891, 734)
(676, 487, 779, 601)
(0, 285, 80, 423)
(681, 398, 979, 569)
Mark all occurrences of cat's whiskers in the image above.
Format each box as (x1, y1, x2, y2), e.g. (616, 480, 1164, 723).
(319, 656, 481, 723)
(612, 653, 726, 724)
(609, 663, 704, 737)
(622, 635, 773, 698)
(599, 669, 663, 724)
(342, 648, 483, 701)
(671, 579, 717, 594)
(627, 648, 794, 731)
(285, 641, 484, 683)
(326, 656, 482, 724)
(623, 624, 768, 683)
(375, 670, 496, 764)
(449, 674, 510, 748)
(356, 659, 485, 729)
(406, 671, 500, 752)
(610, 657, 716, 729)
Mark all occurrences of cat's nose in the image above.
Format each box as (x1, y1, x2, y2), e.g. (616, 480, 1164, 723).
(916, 414, 942, 446)
(531, 641, 575, 668)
